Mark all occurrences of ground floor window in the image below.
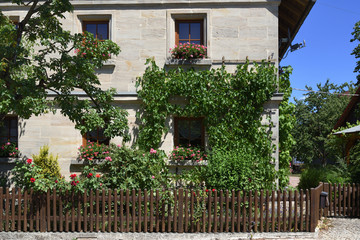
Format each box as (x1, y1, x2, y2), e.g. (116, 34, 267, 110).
(174, 117, 204, 148)
(0, 116, 18, 145)
(82, 127, 110, 146)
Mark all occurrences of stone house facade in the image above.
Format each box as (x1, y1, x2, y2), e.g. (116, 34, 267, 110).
(0, 0, 315, 177)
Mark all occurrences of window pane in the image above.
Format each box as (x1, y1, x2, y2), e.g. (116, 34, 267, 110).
(190, 23, 201, 40)
(85, 23, 97, 38)
(10, 119, 17, 137)
(178, 23, 189, 40)
(97, 23, 108, 40)
(190, 40, 201, 45)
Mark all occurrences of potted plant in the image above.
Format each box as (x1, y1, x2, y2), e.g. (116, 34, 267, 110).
(170, 42, 207, 60)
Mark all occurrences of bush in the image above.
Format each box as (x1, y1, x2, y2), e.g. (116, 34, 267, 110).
(298, 163, 350, 190)
(11, 158, 59, 192)
(32, 145, 61, 179)
(203, 147, 276, 191)
(99, 145, 172, 190)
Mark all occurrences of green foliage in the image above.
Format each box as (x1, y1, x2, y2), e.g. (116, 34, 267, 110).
(99, 144, 171, 190)
(0, 1, 129, 139)
(351, 20, 360, 84)
(298, 163, 350, 190)
(11, 158, 61, 192)
(0, 141, 19, 157)
(136, 60, 279, 190)
(204, 147, 275, 191)
(32, 145, 61, 179)
(278, 66, 296, 188)
(292, 80, 354, 165)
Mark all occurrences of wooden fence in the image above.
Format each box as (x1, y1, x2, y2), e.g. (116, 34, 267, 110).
(0, 183, 353, 233)
(321, 183, 360, 218)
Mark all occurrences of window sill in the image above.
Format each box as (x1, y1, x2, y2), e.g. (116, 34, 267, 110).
(71, 159, 105, 165)
(165, 58, 212, 66)
(167, 160, 208, 166)
(102, 59, 116, 67)
(0, 157, 19, 164)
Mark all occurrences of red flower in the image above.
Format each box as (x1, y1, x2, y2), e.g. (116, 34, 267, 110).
(55, 180, 58, 183)
(70, 173, 77, 179)
(212, 189, 216, 192)
(30, 178, 35, 183)
(27, 159, 32, 164)
(87, 173, 93, 178)
(96, 174, 101, 178)
(205, 189, 209, 192)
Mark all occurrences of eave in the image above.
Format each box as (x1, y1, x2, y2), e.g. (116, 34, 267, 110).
(279, 0, 316, 61)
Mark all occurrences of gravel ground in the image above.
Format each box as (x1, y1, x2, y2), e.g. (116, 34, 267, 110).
(318, 217, 360, 240)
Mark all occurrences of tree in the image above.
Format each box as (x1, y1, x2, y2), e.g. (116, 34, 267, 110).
(0, 0, 129, 139)
(351, 20, 360, 85)
(292, 80, 354, 165)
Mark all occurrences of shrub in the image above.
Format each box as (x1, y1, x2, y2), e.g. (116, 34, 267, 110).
(298, 167, 326, 190)
(170, 43, 207, 60)
(99, 145, 171, 190)
(32, 145, 61, 179)
(203, 147, 276, 191)
(12, 158, 57, 192)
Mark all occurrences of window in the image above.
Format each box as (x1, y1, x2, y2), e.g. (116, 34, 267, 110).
(175, 20, 204, 45)
(83, 128, 110, 146)
(0, 117, 18, 145)
(174, 117, 205, 148)
(83, 21, 109, 40)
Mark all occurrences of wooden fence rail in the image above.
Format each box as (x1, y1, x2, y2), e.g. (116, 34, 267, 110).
(0, 183, 357, 233)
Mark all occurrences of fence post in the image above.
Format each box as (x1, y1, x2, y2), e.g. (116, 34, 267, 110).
(322, 183, 329, 217)
(310, 184, 321, 232)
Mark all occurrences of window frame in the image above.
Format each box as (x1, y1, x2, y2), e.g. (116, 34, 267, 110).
(82, 20, 109, 40)
(0, 116, 18, 145)
(82, 127, 110, 146)
(174, 117, 205, 149)
(175, 19, 204, 46)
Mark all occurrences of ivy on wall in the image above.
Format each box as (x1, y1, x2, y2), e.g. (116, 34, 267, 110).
(135, 59, 295, 190)
(136, 59, 276, 149)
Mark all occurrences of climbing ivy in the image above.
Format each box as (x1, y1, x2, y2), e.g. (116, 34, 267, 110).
(278, 66, 296, 188)
(136, 59, 277, 150)
(135, 60, 281, 190)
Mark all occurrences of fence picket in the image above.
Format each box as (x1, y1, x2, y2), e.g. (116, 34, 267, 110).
(260, 190, 264, 232)
(231, 190, 235, 232)
(254, 190, 258, 232)
(108, 189, 112, 232)
(236, 191, 240, 232)
(225, 190, 229, 232)
(219, 190, 224, 232)
(114, 189, 118, 232)
(83, 190, 87, 232)
(149, 190, 153, 232)
(138, 189, 141, 232)
(144, 189, 147, 232)
(294, 190, 298, 232)
(23, 189, 27, 232)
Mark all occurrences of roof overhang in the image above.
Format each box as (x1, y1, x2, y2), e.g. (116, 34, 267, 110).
(279, 0, 316, 61)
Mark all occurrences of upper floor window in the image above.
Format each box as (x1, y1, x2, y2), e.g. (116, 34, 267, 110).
(175, 20, 204, 45)
(0, 117, 18, 145)
(83, 21, 109, 40)
(174, 117, 205, 149)
(83, 127, 110, 146)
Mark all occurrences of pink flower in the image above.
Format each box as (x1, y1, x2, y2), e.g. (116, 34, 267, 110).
(6, 142, 10, 146)
(82, 52, 86, 55)
(151, 176, 155, 179)
(150, 148, 157, 154)
(105, 156, 112, 162)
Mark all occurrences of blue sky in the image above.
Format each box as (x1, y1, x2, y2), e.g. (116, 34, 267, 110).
(281, 0, 360, 101)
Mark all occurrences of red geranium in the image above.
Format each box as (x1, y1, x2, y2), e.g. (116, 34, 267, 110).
(30, 178, 35, 183)
(27, 159, 32, 164)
